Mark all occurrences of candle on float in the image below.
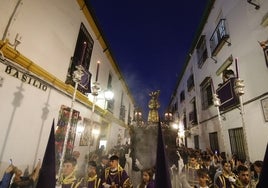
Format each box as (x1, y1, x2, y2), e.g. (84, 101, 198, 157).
(95, 61, 100, 82)
(80, 41, 87, 65)
(235, 57, 239, 78)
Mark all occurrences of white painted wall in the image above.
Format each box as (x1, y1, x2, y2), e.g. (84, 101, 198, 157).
(0, 0, 135, 177)
(170, 0, 268, 162)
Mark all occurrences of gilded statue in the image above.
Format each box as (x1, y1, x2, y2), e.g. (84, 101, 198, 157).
(147, 90, 160, 123)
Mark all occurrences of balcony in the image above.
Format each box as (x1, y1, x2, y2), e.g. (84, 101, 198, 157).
(216, 77, 239, 111)
(210, 19, 230, 56)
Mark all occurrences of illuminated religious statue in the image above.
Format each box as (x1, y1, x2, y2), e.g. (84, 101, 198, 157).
(147, 90, 160, 123)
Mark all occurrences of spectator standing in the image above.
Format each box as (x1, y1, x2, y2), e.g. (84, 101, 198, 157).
(56, 157, 79, 188)
(183, 153, 200, 186)
(235, 165, 256, 188)
(96, 156, 109, 178)
(136, 168, 155, 188)
(100, 155, 133, 188)
(251, 160, 263, 183)
(200, 155, 216, 186)
(215, 160, 236, 188)
(118, 147, 127, 169)
(77, 161, 101, 188)
(194, 168, 210, 188)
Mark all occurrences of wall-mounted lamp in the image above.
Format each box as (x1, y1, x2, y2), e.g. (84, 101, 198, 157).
(164, 112, 173, 122)
(104, 90, 114, 101)
(247, 0, 260, 10)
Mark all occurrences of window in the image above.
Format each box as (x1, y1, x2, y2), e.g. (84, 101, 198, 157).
(127, 104, 132, 125)
(119, 105, 126, 121)
(180, 90, 185, 103)
(183, 110, 188, 147)
(106, 73, 114, 112)
(107, 73, 112, 89)
(65, 22, 94, 94)
(196, 35, 208, 68)
(172, 101, 178, 112)
(187, 74, 195, 92)
(264, 45, 268, 68)
(183, 110, 187, 130)
(229, 128, 246, 161)
(106, 99, 114, 112)
(119, 92, 125, 121)
(189, 98, 198, 125)
(259, 39, 268, 68)
(200, 77, 213, 110)
(194, 135, 199, 149)
(209, 132, 219, 153)
(210, 19, 230, 56)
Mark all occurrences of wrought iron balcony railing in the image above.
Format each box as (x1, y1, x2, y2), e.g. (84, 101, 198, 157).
(210, 19, 230, 56)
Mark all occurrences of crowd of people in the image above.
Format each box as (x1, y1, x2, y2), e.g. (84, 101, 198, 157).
(168, 146, 264, 188)
(55, 154, 133, 188)
(0, 143, 265, 188)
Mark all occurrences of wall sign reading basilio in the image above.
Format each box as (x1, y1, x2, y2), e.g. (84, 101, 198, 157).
(5, 65, 48, 91)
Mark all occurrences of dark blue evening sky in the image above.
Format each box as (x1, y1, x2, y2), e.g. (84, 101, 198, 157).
(88, 1, 209, 118)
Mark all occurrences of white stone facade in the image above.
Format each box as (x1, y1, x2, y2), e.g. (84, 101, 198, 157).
(0, 0, 135, 177)
(169, 0, 268, 162)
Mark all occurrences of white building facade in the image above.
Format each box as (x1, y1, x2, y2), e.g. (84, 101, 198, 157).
(169, 0, 268, 162)
(0, 0, 135, 177)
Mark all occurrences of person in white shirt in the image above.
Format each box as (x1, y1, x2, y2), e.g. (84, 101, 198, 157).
(194, 168, 210, 188)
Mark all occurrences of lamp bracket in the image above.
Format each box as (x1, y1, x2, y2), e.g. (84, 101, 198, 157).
(247, 0, 260, 10)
